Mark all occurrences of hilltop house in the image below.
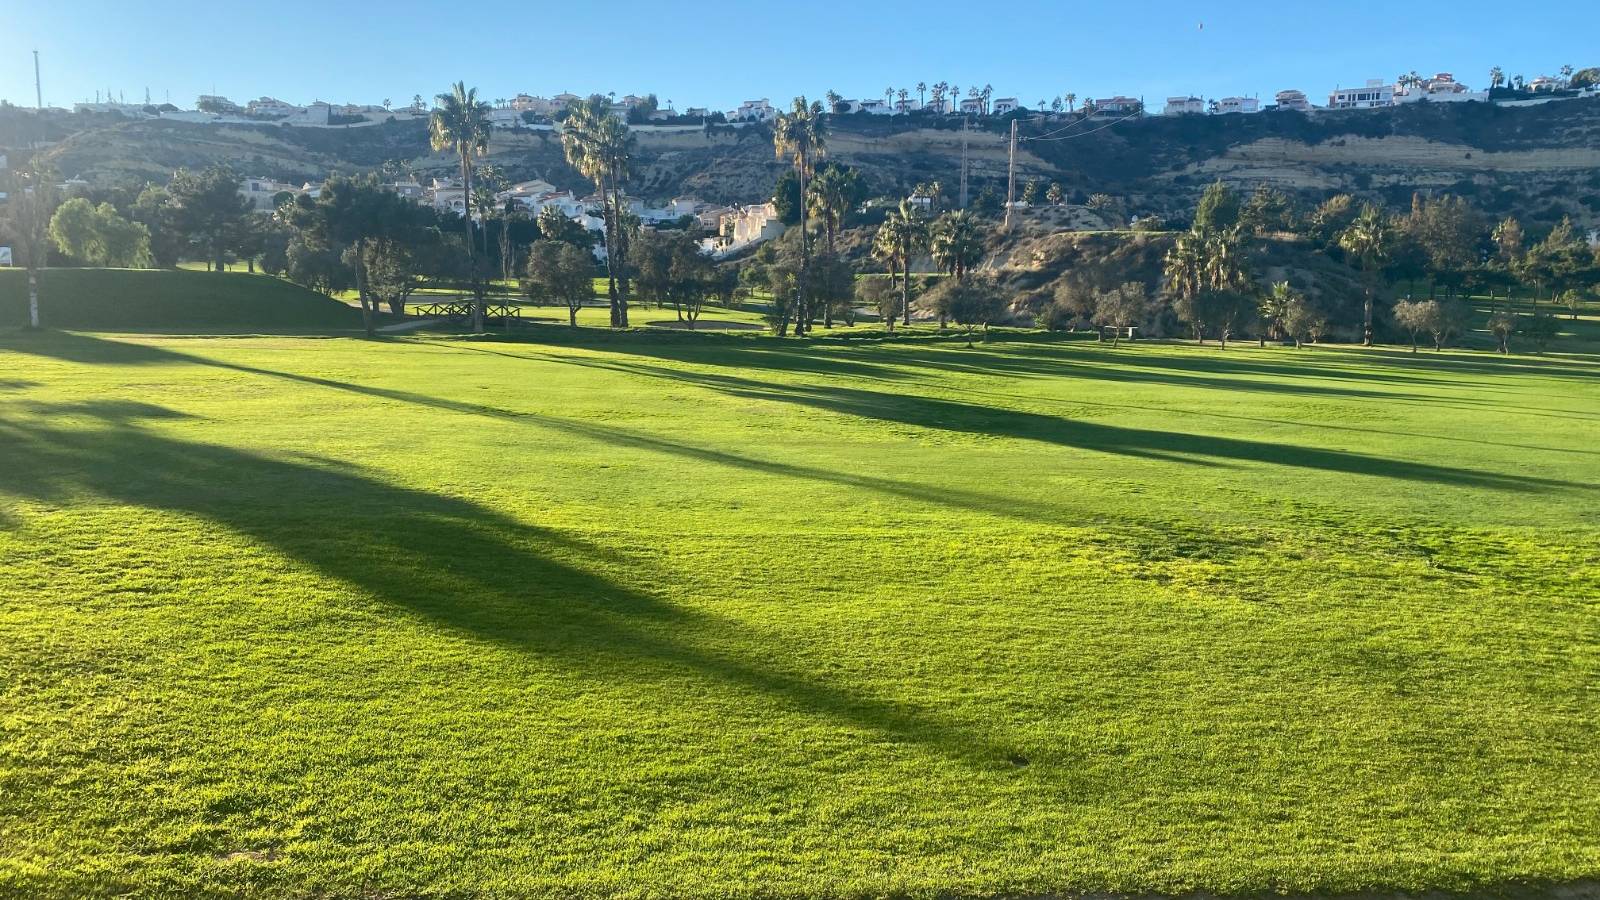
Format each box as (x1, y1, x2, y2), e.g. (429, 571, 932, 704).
(1164, 96, 1206, 115)
(1095, 96, 1143, 115)
(1274, 90, 1312, 112)
(1396, 73, 1484, 103)
(728, 99, 776, 122)
(991, 98, 1021, 115)
(1329, 80, 1395, 109)
(1214, 96, 1261, 114)
(702, 202, 784, 258)
(239, 177, 299, 212)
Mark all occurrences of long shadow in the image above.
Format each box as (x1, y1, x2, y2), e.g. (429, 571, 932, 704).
(0, 398, 1010, 765)
(8, 332, 1582, 493)
(590, 361, 1584, 493)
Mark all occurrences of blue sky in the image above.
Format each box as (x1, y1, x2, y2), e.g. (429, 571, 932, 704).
(1, 0, 1591, 111)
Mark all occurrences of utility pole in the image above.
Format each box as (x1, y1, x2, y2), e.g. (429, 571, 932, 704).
(1003, 117, 1018, 229)
(958, 116, 969, 209)
(34, 50, 43, 109)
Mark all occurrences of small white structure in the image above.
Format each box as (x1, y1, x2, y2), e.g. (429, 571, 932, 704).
(704, 202, 784, 257)
(239, 177, 299, 212)
(1329, 80, 1395, 109)
(1274, 89, 1312, 112)
(1214, 96, 1261, 115)
(959, 97, 985, 115)
(247, 96, 304, 117)
(728, 99, 776, 122)
(991, 97, 1021, 115)
(1164, 96, 1206, 115)
(1395, 72, 1485, 104)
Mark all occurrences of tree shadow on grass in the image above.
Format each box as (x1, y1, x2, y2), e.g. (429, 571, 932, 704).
(525, 358, 1588, 494)
(0, 398, 1012, 766)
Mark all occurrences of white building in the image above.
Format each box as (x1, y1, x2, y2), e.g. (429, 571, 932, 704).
(247, 97, 304, 117)
(1395, 73, 1485, 104)
(991, 98, 1021, 116)
(1329, 80, 1395, 109)
(239, 177, 299, 212)
(1214, 96, 1261, 115)
(1274, 89, 1312, 112)
(958, 97, 985, 115)
(1164, 96, 1206, 115)
(728, 99, 776, 122)
(703, 202, 784, 257)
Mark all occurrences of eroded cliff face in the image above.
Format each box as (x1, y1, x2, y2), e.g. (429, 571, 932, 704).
(24, 97, 1600, 232)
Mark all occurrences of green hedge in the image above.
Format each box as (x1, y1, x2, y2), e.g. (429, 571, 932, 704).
(0, 268, 361, 331)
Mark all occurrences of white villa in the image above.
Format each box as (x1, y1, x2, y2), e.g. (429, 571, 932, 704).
(702, 202, 784, 258)
(1214, 96, 1261, 115)
(991, 98, 1021, 115)
(728, 99, 776, 122)
(1274, 90, 1312, 112)
(238, 176, 300, 211)
(1164, 96, 1206, 115)
(1329, 80, 1396, 109)
(1095, 96, 1144, 115)
(1395, 73, 1485, 104)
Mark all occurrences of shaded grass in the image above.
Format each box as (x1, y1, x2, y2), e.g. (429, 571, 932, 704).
(0, 328, 1597, 898)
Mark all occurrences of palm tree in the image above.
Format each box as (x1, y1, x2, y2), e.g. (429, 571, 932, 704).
(1259, 281, 1298, 346)
(897, 88, 910, 112)
(878, 200, 927, 327)
(773, 96, 827, 334)
(561, 95, 635, 326)
(917, 82, 927, 109)
(430, 81, 493, 331)
(809, 165, 859, 327)
(1065, 92, 1078, 113)
(930, 210, 984, 282)
(1339, 204, 1392, 346)
(1560, 64, 1575, 86)
(1489, 67, 1505, 91)
(981, 84, 994, 116)
(825, 90, 843, 113)
(1164, 232, 1205, 340)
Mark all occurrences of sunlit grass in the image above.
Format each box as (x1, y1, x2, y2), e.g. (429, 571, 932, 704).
(1, 327, 1596, 898)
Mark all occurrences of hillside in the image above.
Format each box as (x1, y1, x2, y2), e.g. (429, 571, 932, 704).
(12, 98, 1600, 234)
(0, 269, 362, 331)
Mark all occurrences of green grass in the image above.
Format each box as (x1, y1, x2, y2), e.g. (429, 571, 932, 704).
(0, 269, 362, 331)
(1, 326, 1597, 898)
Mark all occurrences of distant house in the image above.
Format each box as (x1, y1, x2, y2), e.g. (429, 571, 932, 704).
(991, 98, 1021, 115)
(247, 96, 303, 117)
(239, 177, 299, 212)
(1274, 89, 1312, 112)
(895, 97, 922, 114)
(1095, 96, 1143, 115)
(1528, 75, 1562, 93)
(958, 97, 985, 115)
(704, 202, 785, 257)
(1164, 96, 1206, 115)
(1214, 96, 1261, 115)
(1329, 80, 1395, 109)
(728, 99, 776, 122)
(1396, 72, 1485, 104)
(684, 107, 711, 118)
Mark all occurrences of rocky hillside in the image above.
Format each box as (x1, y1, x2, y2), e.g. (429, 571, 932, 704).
(8, 96, 1600, 233)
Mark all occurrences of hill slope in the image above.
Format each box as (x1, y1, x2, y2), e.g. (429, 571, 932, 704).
(0, 269, 362, 331)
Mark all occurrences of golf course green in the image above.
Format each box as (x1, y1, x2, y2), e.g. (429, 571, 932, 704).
(1, 325, 1596, 898)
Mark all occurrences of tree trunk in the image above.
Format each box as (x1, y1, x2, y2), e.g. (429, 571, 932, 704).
(355, 239, 375, 339)
(463, 151, 483, 333)
(569, 306, 578, 327)
(27, 267, 40, 329)
(1362, 288, 1374, 346)
(795, 157, 810, 336)
(611, 162, 631, 328)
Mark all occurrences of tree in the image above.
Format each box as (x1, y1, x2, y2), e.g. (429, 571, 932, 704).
(1492, 216, 1524, 266)
(562, 95, 635, 328)
(288, 174, 411, 337)
(1392, 298, 1432, 353)
(1571, 68, 1600, 90)
(1489, 66, 1506, 91)
(1429, 298, 1470, 351)
(1339, 203, 1393, 346)
(49, 198, 152, 268)
(1520, 308, 1558, 352)
(1193, 180, 1241, 235)
(877, 200, 927, 327)
(857, 276, 899, 332)
(536, 206, 595, 250)
(928, 273, 1006, 346)
(525, 239, 597, 326)
(1241, 185, 1294, 235)
(1, 165, 58, 328)
(807, 165, 863, 324)
(1486, 308, 1516, 354)
(166, 165, 253, 272)
(929, 210, 984, 281)
(430, 81, 493, 331)
(1045, 182, 1064, 205)
(1283, 296, 1326, 348)
(772, 97, 827, 334)
(1093, 282, 1149, 346)
(1258, 281, 1299, 345)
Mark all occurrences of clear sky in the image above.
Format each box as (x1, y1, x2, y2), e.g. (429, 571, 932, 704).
(1, 0, 1591, 111)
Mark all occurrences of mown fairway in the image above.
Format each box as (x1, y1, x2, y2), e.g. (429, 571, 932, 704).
(1, 327, 1597, 898)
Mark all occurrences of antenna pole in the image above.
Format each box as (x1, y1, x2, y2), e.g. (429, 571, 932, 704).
(1003, 118, 1018, 229)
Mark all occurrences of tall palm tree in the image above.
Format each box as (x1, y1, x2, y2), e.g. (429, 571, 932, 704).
(1489, 66, 1505, 91)
(809, 165, 859, 328)
(1339, 204, 1392, 346)
(1259, 281, 1298, 346)
(562, 95, 635, 326)
(430, 81, 493, 331)
(773, 96, 827, 334)
(1065, 92, 1078, 113)
(879, 200, 927, 327)
(930, 210, 984, 281)
(1164, 232, 1205, 339)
